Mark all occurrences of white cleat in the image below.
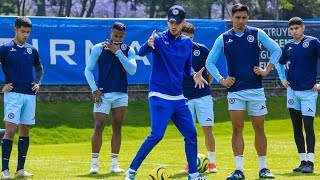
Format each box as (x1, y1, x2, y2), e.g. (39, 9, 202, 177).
(1, 169, 11, 179)
(15, 169, 33, 178)
(110, 164, 124, 173)
(89, 163, 99, 174)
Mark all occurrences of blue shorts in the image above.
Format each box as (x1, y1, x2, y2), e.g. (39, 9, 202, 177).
(187, 95, 214, 126)
(287, 87, 318, 117)
(4, 92, 36, 125)
(227, 88, 268, 116)
(94, 92, 128, 114)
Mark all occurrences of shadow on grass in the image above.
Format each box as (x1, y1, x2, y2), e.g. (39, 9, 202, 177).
(172, 172, 213, 179)
(76, 172, 124, 179)
(274, 172, 320, 178)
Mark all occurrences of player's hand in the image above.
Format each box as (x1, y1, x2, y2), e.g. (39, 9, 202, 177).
(2, 83, 13, 93)
(193, 67, 209, 89)
(31, 82, 40, 94)
(281, 80, 290, 88)
(312, 83, 320, 91)
(109, 41, 120, 54)
(220, 76, 235, 88)
(148, 30, 156, 49)
(92, 90, 103, 104)
(253, 66, 270, 76)
(103, 39, 110, 50)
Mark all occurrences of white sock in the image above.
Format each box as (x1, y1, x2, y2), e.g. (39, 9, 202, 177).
(111, 153, 119, 165)
(92, 153, 99, 165)
(128, 168, 136, 173)
(189, 172, 199, 178)
(299, 153, 307, 162)
(208, 151, 216, 164)
(258, 156, 267, 170)
(235, 155, 244, 171)
(307, 153, 315, 163)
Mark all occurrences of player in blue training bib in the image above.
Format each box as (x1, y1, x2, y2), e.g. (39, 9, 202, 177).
(206, 3, 281, 180)
(181, 22, 217, 174)
(276, 17, 320, 173)
(0, 16, 44, 179)
(84, 22, 137, 174)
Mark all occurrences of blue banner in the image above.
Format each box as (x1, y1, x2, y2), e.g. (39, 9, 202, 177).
(0, 17, 227, 85)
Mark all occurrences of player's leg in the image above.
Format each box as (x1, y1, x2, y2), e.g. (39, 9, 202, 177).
(299, 90, 317, 173)
(171, 98, 208, 180)
(226, 97, 246, 180)
(181, 98, 196, 173)
(109, 92, 128, 173)
(90, 94, 110, 174)
(15, 94, 36, 178)
(195, 95, 217, 173)
(287, 87, 306, 171)
(1, 92, 22, 179)
(125, 96, 172, 179)
(248, 94, 274, 179)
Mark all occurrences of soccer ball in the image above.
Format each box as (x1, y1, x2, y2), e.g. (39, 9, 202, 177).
(197, 154, 209, 173)
(148, 167, 172, 180)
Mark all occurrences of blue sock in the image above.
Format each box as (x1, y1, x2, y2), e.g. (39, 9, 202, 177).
(2, 139, 13, 171)
(17, 136, 29, 171)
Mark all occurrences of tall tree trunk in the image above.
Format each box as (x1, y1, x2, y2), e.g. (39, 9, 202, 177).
(21, 0, 26, 15)
(113, 0, 118, 18)
(36, 0, 46, 16)
(221, 0, 225, 19)
(58, 0, 64, 16)
(80, 0, 88, 17)
(65, 0, 72, 17)
(16, 0, 21, 15)
(149, 1, 156, 18)
(86, 0, 96, 17)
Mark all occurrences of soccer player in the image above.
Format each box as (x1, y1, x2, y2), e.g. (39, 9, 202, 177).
(205, 3, 281, 180)
(124, 5, 209, 180)
(276, 17, 320, 173)
(181, 22, 217, 173)
(0, 16, 44, 179)
(84, 22, 137, 174)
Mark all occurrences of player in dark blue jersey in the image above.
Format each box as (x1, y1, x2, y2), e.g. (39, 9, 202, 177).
(124, 5, 208, 180)
(180, 22, 217, 174)
(276, 17, 320, 173)
(206, 3, 281, 180)
(84, 22, 137, 175)
(0, 16, 44, 179)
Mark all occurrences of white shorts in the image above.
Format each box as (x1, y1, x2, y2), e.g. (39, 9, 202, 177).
(187, 95, 214, 126)
(94, 92, 128, 114)
(287, 87, 318, 117)
(227, 88, 268, 116)
(4, 92, 36, 125)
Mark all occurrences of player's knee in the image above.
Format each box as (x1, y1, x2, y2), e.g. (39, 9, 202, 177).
(149, 133, 164, 142)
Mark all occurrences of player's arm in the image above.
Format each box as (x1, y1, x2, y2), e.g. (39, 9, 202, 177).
(138, 30, 158, 56)
(205, 35, 234, 87)
(115, 46, 137, 75)
(84, 44, 103, 92)
(255, 29, 282, 76)
(202, 44, 214, 84)
(0, 45, 13, 93)
(33, 50, 44, 84)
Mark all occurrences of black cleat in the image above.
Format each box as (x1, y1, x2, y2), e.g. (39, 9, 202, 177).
(259, 168, 275, 179)
(293, 161, 307, 172)
(301, 161, 314, 173)
(226, 170, 245, 180)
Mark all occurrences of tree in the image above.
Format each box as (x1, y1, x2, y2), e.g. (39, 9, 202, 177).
(35, 0, 46, 16)
(0, 0, 16, 15)
(279, 0, 320, 19)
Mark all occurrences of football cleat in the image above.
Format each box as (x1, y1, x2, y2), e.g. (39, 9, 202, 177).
(293, 161, 307, 172)
(226, 170, 245, 180)
(259, 168, 275, 179)
(15, 169, 33, 178)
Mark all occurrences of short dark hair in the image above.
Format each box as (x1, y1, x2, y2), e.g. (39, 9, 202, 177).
(181, 22, 195, 34)
(231, 3, 249, 15)
(112, 22, 126, 31)
(15, 16, 32, 29)
(288, 17, 303, 27)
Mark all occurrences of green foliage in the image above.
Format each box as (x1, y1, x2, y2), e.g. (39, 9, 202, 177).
(0, 0, 16, 15)
(280, 0, 294, 10)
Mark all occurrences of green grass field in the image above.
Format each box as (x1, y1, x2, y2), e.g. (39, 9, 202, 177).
(1, 96, 320, 179)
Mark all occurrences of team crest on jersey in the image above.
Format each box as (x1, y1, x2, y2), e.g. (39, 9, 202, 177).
(302, 42, 309, 48)
(121, 44, 127, 51)
(8, 113, 14, 119)
(95, 103, 101, 108)
(247, 35, 254, 42)
(228, 98, 235, 104)
(27, 48, 32, 54)
(193, 50, 200, 56)
(288, 99, 294, 105)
